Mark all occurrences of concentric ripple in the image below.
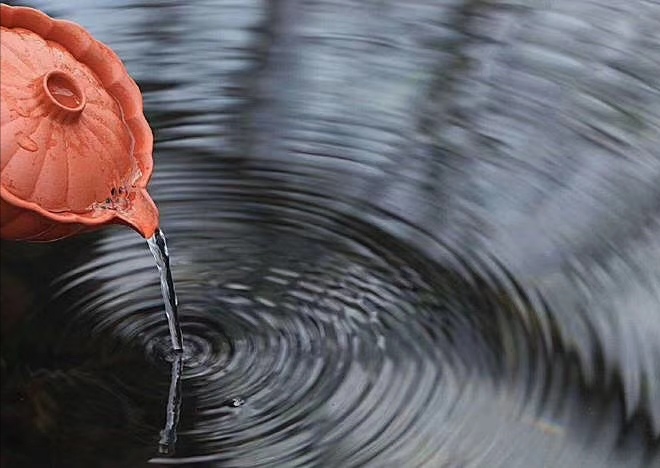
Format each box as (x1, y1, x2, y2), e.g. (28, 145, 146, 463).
(28, 181, 652, 467)
(1, 0, 659, 467)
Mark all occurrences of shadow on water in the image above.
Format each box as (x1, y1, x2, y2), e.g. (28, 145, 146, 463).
(2, 0, 660, 467)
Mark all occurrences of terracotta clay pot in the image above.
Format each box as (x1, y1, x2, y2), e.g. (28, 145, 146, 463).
(0, 4, 159, 241)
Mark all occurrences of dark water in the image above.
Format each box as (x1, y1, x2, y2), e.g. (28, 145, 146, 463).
(2, 0, 660, 467)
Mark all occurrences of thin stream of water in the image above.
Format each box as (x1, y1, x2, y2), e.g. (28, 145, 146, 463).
(147, 228, 184, 352)
(154, 351, 183, 457)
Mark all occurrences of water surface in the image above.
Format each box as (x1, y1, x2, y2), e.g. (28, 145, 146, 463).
(1, 0, 659, 467)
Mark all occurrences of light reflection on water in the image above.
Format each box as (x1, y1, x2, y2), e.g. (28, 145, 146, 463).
(1, 1, 659, 467)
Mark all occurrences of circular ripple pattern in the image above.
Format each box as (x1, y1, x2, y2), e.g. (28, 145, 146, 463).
(41, 180, 656, 467)
(1, 0, 659, 467)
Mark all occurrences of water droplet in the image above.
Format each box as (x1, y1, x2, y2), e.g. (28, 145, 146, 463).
(231, 398, 244, 408)
(16, 132, 38, 152)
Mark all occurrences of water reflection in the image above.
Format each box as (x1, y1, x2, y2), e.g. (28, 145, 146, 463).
(1, 0, 659, 467)
(155, 351, 183, 457)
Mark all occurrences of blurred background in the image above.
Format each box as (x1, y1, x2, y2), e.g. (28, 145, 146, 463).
(1, 0, 659, 466)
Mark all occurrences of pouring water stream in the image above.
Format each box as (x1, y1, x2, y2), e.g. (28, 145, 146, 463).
(146, 228, 184, 457)
(147, 228, 184, 352)
(155, 351, 183, 456)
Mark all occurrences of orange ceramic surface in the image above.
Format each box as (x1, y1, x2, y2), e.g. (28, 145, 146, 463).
(0, 3, 159, 241)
